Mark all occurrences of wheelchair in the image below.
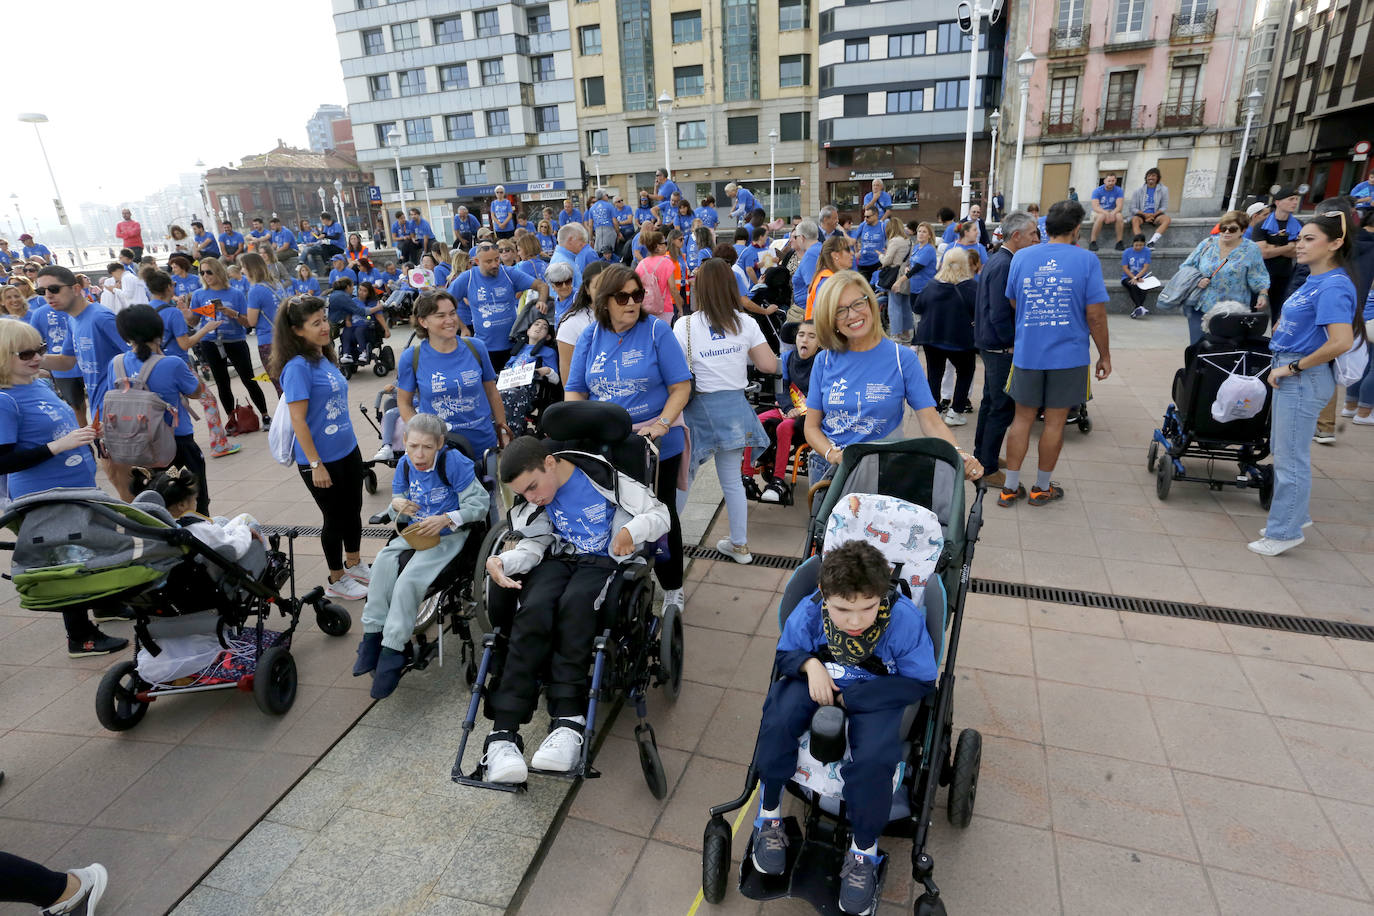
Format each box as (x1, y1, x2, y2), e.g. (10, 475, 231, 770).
(334, 314, 395, 380)
(450, 401, 685, 798)
(703, 438, 988, 915)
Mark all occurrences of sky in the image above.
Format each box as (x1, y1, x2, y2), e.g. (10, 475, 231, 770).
(1, 0, 345, 234)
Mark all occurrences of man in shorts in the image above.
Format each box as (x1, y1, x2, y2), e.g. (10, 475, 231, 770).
(999, 200, 1111, 507)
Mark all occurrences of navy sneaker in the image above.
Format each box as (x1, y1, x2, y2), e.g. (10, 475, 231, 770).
(838, 849, 882, 915)
(749, 816, 789, 876)
(353, 631, 383, 677)
(370, 646, 407, 699)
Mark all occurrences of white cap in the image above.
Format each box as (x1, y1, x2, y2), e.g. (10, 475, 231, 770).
(1245, 202, 1268, 218)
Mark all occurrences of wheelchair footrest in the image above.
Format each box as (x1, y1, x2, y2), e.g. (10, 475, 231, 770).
(739, 817, 887, 913)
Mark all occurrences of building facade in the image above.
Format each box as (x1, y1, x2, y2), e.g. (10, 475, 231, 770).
(1001, 0, 1255, 217)
(202, 143, 373, 238)
(819, 0, 1006, 221)
(333, 0, 583, 240)
(569, 0, 819, 223)
(306, 104, 349, 153)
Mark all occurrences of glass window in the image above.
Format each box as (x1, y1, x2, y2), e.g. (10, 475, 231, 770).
(844, 39, 869, 62)
(933, 79, 968, 110)
(368, 74, 392, 100)
(1058, 0, 1084, 28)
(426, 165, 445, 189)
(532, 55, 556, 81)
(779, 0, 806, 30)
(826, 147, 853, 169)
(723, 0, 759, 102)
(886, 90, 920, 113)
(440, 64, 469, 90)
(539, 153, 564, 179)
(375, 123, 396, 147)
(586, 128, 609, 154)
(535, 105, 560, 132)
(779, 54, 809, 88)
(677, 120, 707, 148)
(579, 25, 602, 55)
(1047, 75, 1078, 126)
(486, 109, 510, 135)
(433, 16, 462, 43)
(398, 68, 426, 97)
(526, 5, 551, 32)
(460, 160, 487, 185)
(357, 0, 382, 8)
(1103, 70, 1136, 127)
(672, 11, 702, 42)
(446, 113, 475, 140)
(475, 8, 500, 38)
(844, 94, 868, 116)
(628, 124, 656, 153)
(390, 21, 420, 51)
(505, 157, 529, 181)
(620, 0, 655, 111)
(582, 76, 605, 107)
(404, 117, 434, 144)
(727, 116, 757, 145)
(893, 144, 920, 167)
(480, 58, 504, 86)
(935, 22, 983, 52)
(779, 111, 809, 141)
(675, 65, 705, 97)
(361, 28, 385, 55)
(888, 32, 921, 57)
(1167, 64, 1200, 103)
(396, 167, 414, 192)
(1114, 0, 1144, 34)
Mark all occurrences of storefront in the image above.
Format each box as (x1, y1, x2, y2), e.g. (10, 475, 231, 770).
(823, 144, 923, 216)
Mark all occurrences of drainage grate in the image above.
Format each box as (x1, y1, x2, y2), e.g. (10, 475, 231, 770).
(684, 544, 803, 570)
(259, 524, 396, 540)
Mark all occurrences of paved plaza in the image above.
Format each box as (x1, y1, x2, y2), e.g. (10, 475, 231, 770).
(2, 315, 1374, 915)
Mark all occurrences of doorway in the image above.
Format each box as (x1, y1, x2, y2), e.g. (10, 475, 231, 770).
(1041, 162, 1071, 210)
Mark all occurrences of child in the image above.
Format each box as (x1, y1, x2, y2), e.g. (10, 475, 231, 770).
(500, 317, 561, 437)
(749, 540, 937, 916)
(352, 413, 490, 699)
(226, 264, 250, 299)
(130, 466, 265, 561)
(743, 320, 819, 505)
(1122, 233, 1153, 319)
(481, 435, 670, 783)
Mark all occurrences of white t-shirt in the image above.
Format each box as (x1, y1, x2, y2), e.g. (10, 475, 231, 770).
(672, 311, 766, 394)
(556, 309, 594, 348)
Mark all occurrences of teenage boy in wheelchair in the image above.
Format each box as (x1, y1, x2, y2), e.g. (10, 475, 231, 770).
(480, 434, 670, 782)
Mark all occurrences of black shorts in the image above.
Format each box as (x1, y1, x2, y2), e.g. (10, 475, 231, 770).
(1005, 365, 1090, 409)
(51, 376, 86, 412)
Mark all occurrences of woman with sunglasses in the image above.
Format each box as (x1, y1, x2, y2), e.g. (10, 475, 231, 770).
(1250, 210, 1362, 557)
(545, 261, 577, 327)
(292, 263, 321, 297)
(1179, 210, 1270, 345)
(535, 219, 557, 259)
(566, 263, 691, 616)
(11, 276, 44, 314)
(189, 257, 271, 430)
(554, 260, 608, 381)
(805, 271, 982, 484)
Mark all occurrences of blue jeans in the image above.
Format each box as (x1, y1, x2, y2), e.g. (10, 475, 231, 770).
(1350, 341, 1374, 408)
(1264, 352, 1334, 541)
(887, 291, 913, 336)
(1186, 307, 1205, 346)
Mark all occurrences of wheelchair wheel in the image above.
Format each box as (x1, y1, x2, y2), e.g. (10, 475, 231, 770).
(364, 468, 378, 495)
(315, 601, 352, 637)
(95, 660, 148, 732)
(473, 519, 514, 635)
(701, 816, 732, 905)
(636, 723, 668, 799)
(915, 893, 949, 916)
(1155, 452, 1172, 500)
(380, 345, 396, 371)
(340, 361, 356, 380)
(1147, 440, 1160, 473)
(253, 646, 298, 715)
(660, 602, 684, 702)
(1258, 465, 1274, 510)
(946, 727, 982, 828)
(413, 590, 445, 636)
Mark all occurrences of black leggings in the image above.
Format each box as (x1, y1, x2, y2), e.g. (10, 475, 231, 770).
(655, 452, 684, 591)
(0, 850, 67, 907)
(923, 346, 977, 413)
(297, 446, 364, 571)
(197, 340, 267, 417)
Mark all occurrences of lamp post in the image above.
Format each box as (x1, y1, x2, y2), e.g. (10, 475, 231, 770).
(768, 128, 778, 219)
(954, 1, 1003, 216)
(591, 148, 603, 191)
(334, 178, 347, 238)
(1229, 89, 1264, 211)
(388, 127, 405, 248)
(17, 113, 82, 261)
(10, 194, 26, 235)
(414, 168, 433, 243)
(656, 91, 674, 180)
(218, 196, 230, 226)
(316, 187, 327, 226)
(987, 109, 1000, 216)
(1012, 48, 1036, 210)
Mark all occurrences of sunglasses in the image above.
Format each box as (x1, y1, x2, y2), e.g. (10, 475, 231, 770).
(1317, 209, 1347, 242)
(1218, 225, 1242, 234)
(611, 289, 647, 306)
(15, 344, 47, 360)
(200, 269, 214, 275)
(36, 284, 68, 295)
(552, 279, 573, 287)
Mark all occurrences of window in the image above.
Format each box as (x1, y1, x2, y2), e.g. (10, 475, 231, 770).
(582, 76, 605, 107)
(446, 113, 475, 140)
(485, 109, 510, 135)
(532, 55, 556, 82)
(628, 124, 656, 153)
(526, 5, 551, 32)
(779, 54, 809, 88)
(396, 167, 414, 192)
(672, 11, 702, 42)
(459, 160, 487, 185)
(579, 24, 602, 55)
(426, 166, 445, 189)
(886, 90, 921, 113)
(1318, 64, 1335, 93)
(535, 105, 560, 132)
(390, 21, 420, 51)
(936, 22, 983, 53)
(398, 68, 426, 97)
(1113, 0, 1145, 34)
(375, 123, 397, 147)
(433, 16, 462, 44)
(727, 115, 758, 145)
(1167, 64, 1200, 103)
(404, 117, 434, 144)
(1178, 0, 1210, 24)
(675, 65, 705, 97)
(845, 94, 869, 116)
(888, 32, 922, 57)
(357, 0, 382, 8)
(440, 64, 469, 90)
(677, 120, 707, 148)
(844, 39, 869, 62)
(723, 0, 760, 102)
(778, 0, 806, 30)
(779, 111, 810, 141)
(1057, 0, 1084, 29)
(933, 79, 969, 109)
(1102, 70, 1136, 127)
(1347, 55, 1363, 86)
(368, 74, 392, 100)
(620, 0, 655, 111)
(475, 8, 500, 38)
(539, 153, 564, 179)
(480, 58, 504, 85)
(1047, 75, 1078, 126)
(504, 157, 529, 181)
(586, 128, 609, 154)
(361, 28, 385, 55)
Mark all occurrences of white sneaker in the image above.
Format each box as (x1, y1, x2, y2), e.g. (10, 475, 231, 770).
(531, 725, 584, 772)
(325, 576, 368, 601)
(661, 587, 684, 618)
(345, 562, 372, 585)
(1130, 306, 1149, 319)
(40, 863, 107, 916)
(717, 537, 753, 565)
(1340, 407, 1358, 418)
(372, 444, 394, 463)
(1354, 414, 1374, 426)
(1313, 433, 1336, 445)
(1259, 520, 1312, 538)
(339, 354, 356, 365)
(482, 739, 528, 784)
(943, 408, 968, 427)
(1247, 535, 1305, 557)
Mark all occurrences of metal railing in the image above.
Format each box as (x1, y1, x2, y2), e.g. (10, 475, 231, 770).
(1171, 9, 1217, 40)
(1157, 100, 1205, 128)
(1042, 108, 1083, 137)
(1049, 23, 1091, 55)
(1096, 104, 1147, 132)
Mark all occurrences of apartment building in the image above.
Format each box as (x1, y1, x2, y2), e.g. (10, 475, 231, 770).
(306, 104, 350, 153)
(569, 0, 819, 223)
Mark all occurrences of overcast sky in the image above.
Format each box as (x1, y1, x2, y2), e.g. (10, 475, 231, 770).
(1, 0, 345, 233)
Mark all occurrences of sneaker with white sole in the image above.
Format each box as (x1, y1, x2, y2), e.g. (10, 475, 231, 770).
(838, 849, 883, 915)
(1313, 433, 1336, 445)
(1247, 535, 1304, 556)
(942, 408, 968, 427)
(345, 562, 372, 585)
(1259, 520, 1313, 538)
(482, 734, 528, 784)
(1341, 407, 1358, 418)
(40, 863, 107, 915)
(1130, 306, 1149, 319)
(531, 723, 584, 772)
(1354, 414, 1374, 426)
(716, 537, 753, 565)
(325, 576, 368, 601)
(372, 444, 394, 463)
(661, 587, 684, 618)
(749, 816, 789, 875)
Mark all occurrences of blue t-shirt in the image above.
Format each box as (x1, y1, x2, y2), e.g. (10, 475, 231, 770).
(805, 339, 935, 447)
(509, 341, 556, 371)
(656, 180, 680, 203)
(536, 232, 557, 256)
(68, 303, 128, 409)
(281, 354, 355, 464)
(247, 283, 279, 345)
(292, 277, 321, 296)
(193, 232, 220, 257)
(27, 304, 81, 379)
(588, 201, 615, 229)
(491, 199, 514, 231)
(516, 258, 547, 283)
(1271, 268, 1357, 356)
(731, 188, 758, 219)
(548, 467, 615, 555)
(0, 380, 96, 496)
(778, 589, 936, 687)
(454, 213, 481, 238)
(941, 223, 960, 245)
(634, 204, 656, 225)
(391, 219, 408, 241)
(411, 219, 435, 241)
(319, 223, 345, 246)
(327, 290, 366, 325)
(106, 352, 200, 437)
(271, 227, 297, 251)
(566, 316, 691, 459)
(1091, 184, 1124, 212)
(392, 448, 477, 520)
(856, 221, 887, 266)
(218, 231, 245, 256)
(172, 273, 202, 299)
(1350, 180, 1373, 202)
(450, 266, 536, 352)
(229, 277, 250, 299)
(397, 339, 499, 453)
(736, 243, 761, 275)
(1140, 185, 1161, 214)
(863, 191, 894, 217)
(190, 287, 248, 342)
(1122, 248, 1152, 275)
(329, 267, 358, 287)
(553, 292, 577, 326)
(694, 205, 719, 229)
(1004, 243, 1109, 370)
(907, 243, 937, 296)
(22, 244, 52, 261)
(151, 300, 192, 365)
(558, 208, 584, 228)
(616, 204, 636, 228)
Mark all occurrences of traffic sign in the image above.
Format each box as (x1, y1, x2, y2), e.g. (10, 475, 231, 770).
(368, 185, 382, 204)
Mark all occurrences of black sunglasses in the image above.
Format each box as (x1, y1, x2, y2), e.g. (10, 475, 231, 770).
(552, 278, 573, 287)
(611, 289, 647, 306)
(16, 344, 47, 360)
(200, 269, 214, 275)
(36, 284, 68, 295)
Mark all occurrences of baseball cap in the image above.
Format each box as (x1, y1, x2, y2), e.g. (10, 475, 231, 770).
(331, 253, 346, 262)
(1272, 186, 1299, 201)
(1245, 202, 1268, 218)
(19, 233, 32, 241)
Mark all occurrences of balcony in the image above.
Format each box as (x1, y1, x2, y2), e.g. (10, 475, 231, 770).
(1171, 9, 1217, 42)
(1157, 99, 1205, 129)
(1042, 108, 1083, 137)
(1096, 104, 1147, 133)
(1049, 23, 1091, 57)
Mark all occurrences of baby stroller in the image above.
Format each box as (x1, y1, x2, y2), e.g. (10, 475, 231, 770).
(703, 438, 988, 915)
(0, 488, 350, 731)
(1150, 310, 1274, 506)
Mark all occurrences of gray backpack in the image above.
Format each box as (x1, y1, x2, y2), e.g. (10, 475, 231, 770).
(102, 353, 178, 467)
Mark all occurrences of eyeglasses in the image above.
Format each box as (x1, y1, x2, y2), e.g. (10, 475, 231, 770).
(1218, 225, 1242, 234)
(835, 298, 869, 319)
(15, 344, 47, 360)
(552, 279, 573, 287)
(611, 289, 647, 306)
(36, 284, 68, 295)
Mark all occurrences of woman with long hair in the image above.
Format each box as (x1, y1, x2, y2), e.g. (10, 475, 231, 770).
(259, 242, 292, 287)
(555, 259, 609, 380)
(1, 284, 31, 319)
(914, 248, 981, 425)
(516, 232, 547, 282)
(271, 295, 369, 599)
(880, 216, 914, 342)
(674, 259, 776, 564)
(346, 232, 368, 263)
(167, 223, 192, 255)
(241, 253, 284, 395)
(635, 230, 683, 319)
(292, 262, 321, 296)
(189, 257, 271, 429)
(535, 218, 557, 258)
(805, 235, 855, 321)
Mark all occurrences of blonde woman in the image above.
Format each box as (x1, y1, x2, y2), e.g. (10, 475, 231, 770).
(913, 248, 979, 424)
(880, 216, 914, 342)
(189, 257, 270, 428)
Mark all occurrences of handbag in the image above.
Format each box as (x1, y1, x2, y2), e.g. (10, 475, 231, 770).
(876, 264, 901, 290)
(225, 400, 260, 436)
(685, 313, 698, 400)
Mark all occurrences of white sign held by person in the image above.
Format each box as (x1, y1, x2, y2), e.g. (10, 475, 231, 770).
(497, 363, 536, 391)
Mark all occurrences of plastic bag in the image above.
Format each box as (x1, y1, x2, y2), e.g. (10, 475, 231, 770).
(1212, 372, 1267, 423)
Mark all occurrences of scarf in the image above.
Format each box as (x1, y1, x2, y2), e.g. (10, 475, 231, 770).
(822, 598, 892, 669)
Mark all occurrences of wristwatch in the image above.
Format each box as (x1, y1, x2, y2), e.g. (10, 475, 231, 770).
(1287, 360, 1303, 375)
(656, 416, 671, 428)
(309, 459, 320, 469)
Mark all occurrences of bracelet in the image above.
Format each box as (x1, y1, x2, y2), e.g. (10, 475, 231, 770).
(825, 445, 836, 461)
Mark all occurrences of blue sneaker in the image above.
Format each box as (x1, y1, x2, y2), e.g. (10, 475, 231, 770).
(749, 816, 788, 876)
(838, 849, 883, 915)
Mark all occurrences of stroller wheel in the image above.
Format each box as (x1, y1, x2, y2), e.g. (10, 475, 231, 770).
(1077, 413, 1092, 434)
(380, 346, 396, 371)
(95, 660, 148, 732)
(316, 601, 352, 637)
(636, 723, 668, 799)
(946, 728, 982, 828)
(915, 893, 949, 916)
(253, 645, 298, 715)
(364, 468, 378, 495)
(701, 816, 732, 905)
(1258, 465, 1274, 510)
(340, 362, 356, 380)
(1147, 440, 1160, 473)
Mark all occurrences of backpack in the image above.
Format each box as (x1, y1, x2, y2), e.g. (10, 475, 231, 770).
(1334, 336, 1370, 388)
(637, 256, 672, 316)
(102, 354, 178, 467)
(268, 396, 297, 466)
(400, 447, 453, 490)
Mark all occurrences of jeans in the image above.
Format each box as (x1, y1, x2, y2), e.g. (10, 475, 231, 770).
(887, 291, 913, 336)
(715, 448, 750, 547)
(1186, 308, 1205, 346)
(1349, 341, 1374, 408)
(362, 533, 467, 652)
(1264, 353, 1334, 541)
(974, 349, 1015, 475)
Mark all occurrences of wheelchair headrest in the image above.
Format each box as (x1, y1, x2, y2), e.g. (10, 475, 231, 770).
(540, 401, 634, 444)
(780, 321, 800, 346)
(444, 432, 479, 464)
(823, 493, 944, 593)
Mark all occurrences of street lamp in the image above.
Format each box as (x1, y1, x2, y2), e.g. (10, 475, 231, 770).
(316, 187, 327, 224)
(10, 194, 26, 235)
(388, 127, 405, 248)
(1012, 48, 1036, 210)
(334, 178, 347, 238)
(656, 91, 674, 180)
(17, 113, 82, 262)
(954, 1, 1004, 216)
(1229, 89, 1265, 211)
(768, 128, 778, 220)
(414, 168, 433, 242)
(218, 196, 230, 225)
(987, 109, 1001, 216)
(591, 148, 603, 191)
